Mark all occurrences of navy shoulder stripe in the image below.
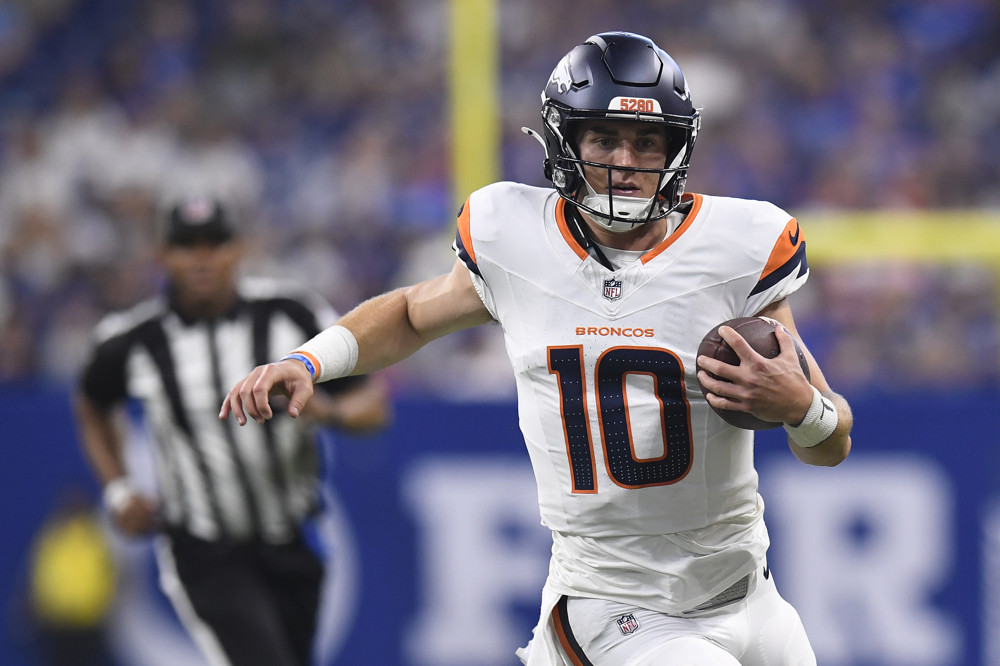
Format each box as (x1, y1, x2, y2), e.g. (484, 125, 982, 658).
(750, 241, 808, 296)
(454, 226, 481, 277)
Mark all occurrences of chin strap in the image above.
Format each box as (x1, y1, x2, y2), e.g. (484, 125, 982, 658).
(580, 180, 658, 231)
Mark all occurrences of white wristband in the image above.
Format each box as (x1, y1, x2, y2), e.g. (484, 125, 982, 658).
(287, 325, 359, 383)
(783, 386, 838, 448)
(103, 477, 136, 514)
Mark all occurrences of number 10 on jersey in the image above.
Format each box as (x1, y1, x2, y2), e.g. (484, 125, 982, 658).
(548, 345, 693, 493)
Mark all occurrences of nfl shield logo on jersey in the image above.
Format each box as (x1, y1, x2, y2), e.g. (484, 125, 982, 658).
(603, 278, 623, 301)
(616, 613, 639, 635)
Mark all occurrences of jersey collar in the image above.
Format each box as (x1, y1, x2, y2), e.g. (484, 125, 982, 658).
(555, 193, 704, 265)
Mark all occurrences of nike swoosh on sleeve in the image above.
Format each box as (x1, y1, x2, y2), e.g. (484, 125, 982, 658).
(751, 218, 807, 295)
(788, 221, 800, 246)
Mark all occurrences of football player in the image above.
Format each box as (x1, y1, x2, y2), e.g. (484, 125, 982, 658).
(222, 31, 853, 666)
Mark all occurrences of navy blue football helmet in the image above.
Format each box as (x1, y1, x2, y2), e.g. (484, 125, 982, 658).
(524, 32, 700, 233)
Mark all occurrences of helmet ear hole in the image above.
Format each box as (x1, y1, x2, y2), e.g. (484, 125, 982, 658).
(551, 162, 578, 192)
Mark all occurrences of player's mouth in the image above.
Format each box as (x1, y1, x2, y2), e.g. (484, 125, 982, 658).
(611, 183, 642, 196)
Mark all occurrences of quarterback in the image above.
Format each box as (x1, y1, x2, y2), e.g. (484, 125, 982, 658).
(222, 32, 852, 666)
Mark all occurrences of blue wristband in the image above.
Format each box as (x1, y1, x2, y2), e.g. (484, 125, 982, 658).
(281, 352, 317, 381)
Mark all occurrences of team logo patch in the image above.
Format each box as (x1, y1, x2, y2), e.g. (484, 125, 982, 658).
(603, 278, 623, 301)
(616, 613, 639, 635)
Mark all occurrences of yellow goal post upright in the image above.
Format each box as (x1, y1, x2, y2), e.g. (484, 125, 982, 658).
(448, 0, 500, 212)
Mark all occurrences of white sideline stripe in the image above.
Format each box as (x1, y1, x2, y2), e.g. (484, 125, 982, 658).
(154, 537, 233, 666)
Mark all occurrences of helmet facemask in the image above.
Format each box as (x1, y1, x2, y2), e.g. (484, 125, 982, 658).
(540, 100, 699, 234)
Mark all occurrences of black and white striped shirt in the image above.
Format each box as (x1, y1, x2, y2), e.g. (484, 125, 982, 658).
(79, 278, 361, 544)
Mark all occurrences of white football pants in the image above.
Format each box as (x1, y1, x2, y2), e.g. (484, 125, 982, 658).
(529, 567, 816, 666)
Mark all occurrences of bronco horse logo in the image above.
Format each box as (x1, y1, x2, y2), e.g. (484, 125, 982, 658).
(548, 55, 574, 94)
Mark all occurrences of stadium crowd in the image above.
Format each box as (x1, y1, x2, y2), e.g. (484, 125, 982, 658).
(1, 0, 998, 393)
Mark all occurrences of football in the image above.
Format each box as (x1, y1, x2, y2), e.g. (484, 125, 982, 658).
(696, 316, 811, 430)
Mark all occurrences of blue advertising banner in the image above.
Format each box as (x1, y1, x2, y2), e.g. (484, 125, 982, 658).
(1, 385, 997, 665)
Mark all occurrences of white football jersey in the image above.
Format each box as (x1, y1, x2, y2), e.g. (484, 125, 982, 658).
(455, 182, 809, 612)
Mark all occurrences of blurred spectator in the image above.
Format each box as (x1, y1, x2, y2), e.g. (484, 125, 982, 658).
(0, 0, 997, 392)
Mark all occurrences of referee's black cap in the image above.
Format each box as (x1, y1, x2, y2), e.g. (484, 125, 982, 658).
(160, 196, 237, 246)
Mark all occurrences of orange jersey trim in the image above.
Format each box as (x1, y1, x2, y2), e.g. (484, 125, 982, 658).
(555, 194, 704, 264)
(640, 193, 703, 264)
(555, 197, 590, 261)
(760, 217, 804, 281)
(456, 196, 476, 264)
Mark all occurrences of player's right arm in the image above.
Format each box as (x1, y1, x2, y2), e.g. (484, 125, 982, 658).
(222, 259, 493, 425)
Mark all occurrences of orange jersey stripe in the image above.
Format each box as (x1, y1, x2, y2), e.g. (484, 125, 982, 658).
(555, 197, 591, 261)
(760, 217, 805, 281)
(641, 192, 703, 264)
(456, 196, 476, 265)
(556, 195, 704, 264)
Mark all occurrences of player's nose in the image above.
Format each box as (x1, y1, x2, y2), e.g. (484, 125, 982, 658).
(613, 143, 640, 168)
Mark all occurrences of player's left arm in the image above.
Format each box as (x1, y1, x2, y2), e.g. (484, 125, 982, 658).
(755, 299, 853, 466)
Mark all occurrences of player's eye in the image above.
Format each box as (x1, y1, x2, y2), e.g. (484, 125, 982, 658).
(637, 136, 665, 151)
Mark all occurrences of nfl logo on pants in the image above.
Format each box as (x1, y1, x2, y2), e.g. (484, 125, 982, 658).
(603, 278, 622, 301)
(616, 613, 639, 635)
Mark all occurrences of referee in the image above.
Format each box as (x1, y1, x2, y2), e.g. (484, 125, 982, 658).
(73, 195, 390, 666)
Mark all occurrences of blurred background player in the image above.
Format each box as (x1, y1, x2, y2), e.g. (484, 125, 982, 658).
(73, 195, 390, 666)
(222, 32, 853, 665)
(21, 487, 117, 666)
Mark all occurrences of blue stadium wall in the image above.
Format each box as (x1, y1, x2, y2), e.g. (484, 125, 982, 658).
(1, 384, 997, 666)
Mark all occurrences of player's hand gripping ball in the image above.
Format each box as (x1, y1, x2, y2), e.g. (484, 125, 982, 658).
(696, 316, 811, 430)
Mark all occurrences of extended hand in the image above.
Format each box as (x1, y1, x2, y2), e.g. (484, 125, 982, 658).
(219, 359, 315, 425)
